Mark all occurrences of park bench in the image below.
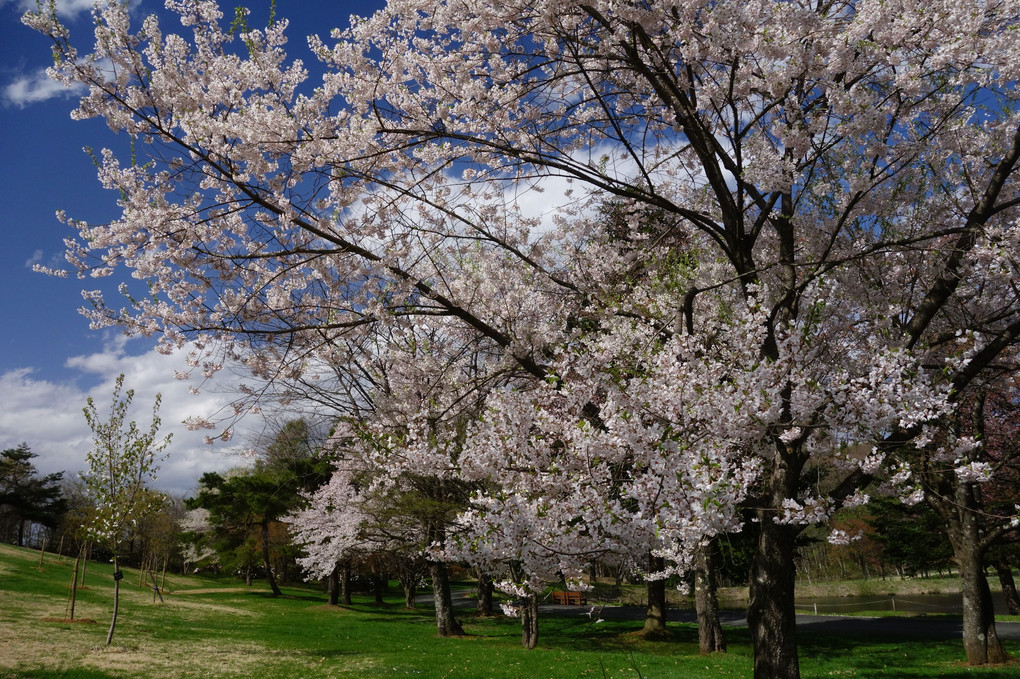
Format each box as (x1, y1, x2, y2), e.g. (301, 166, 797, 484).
(551, 590, 586, 605)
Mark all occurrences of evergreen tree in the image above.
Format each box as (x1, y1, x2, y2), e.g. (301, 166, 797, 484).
(0, 444, 66, 547)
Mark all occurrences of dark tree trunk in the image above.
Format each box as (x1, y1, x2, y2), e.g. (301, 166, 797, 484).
(642, 554, 668, 637)
(994, 558, 1020, 615)
(520, 593, 539, 649)
(748, 517, 800, 679)
(747, 449, 805, 679)
(402, 577, 418, 609)
(106, 554, 120, 646)
(959, 551, 1010, 664)
(68, 550, 81, 621)
(261, 520, 282, 596)
(340, 561, 352, 605)
(476, 569, 494, 616)
(942, 476, 1010, 666)
(327, 564, 340, 606)
(17, 519, 26, 547)
(695, 538, 726, 654)
(371, 573, 386, 604)
(429, 560, 464, 637)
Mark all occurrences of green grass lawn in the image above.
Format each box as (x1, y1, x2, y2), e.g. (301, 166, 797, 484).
(1, 543, 1017, 678)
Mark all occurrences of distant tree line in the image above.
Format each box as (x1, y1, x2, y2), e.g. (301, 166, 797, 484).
(0, 444, 65, 547)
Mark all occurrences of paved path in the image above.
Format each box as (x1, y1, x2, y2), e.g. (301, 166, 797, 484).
(429, 590, 1020, 640)
(542, 603, 1020, 641)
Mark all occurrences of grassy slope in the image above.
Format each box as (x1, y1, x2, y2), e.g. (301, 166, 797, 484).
(1, 544, 1017, 679)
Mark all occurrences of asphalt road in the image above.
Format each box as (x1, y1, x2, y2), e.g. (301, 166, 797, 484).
(544, 603, 1020, 641)
(431, 590, 1020, 640)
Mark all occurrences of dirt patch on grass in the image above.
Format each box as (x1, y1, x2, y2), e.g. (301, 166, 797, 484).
(0, 619, 280, 678)
(81, 640, 276, 677)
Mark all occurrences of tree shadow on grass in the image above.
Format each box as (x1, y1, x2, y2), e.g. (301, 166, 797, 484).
(799, 627, 1019, 678)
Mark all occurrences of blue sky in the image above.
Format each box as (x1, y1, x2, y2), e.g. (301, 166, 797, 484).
(0, 0, 384, 495)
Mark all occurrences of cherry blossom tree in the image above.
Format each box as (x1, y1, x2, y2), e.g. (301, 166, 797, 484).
(27, 1, 1020, 676)
(901, 379, 1020, 663)
(285, 464, 369, 602)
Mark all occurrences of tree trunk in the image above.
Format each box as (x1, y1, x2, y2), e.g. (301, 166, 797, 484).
(106, 555, 121, 646)
(476, 569, 494, 616)
(960, 551, 1009, 664)
(401, 576, 417, 609)
(943, 475, 1010, 666)
(68, 551, 81, 621)
(261, 520, 282, 596)
(327, 564, 340, 606)
(429, 560, 464, 637)
(81, 543, 90, 588)
(371, 572, 386, 604)
(747, 446, 806, 679)
(520, 593, 539, 649)
(994, 558, 1020, 615)
(642, 554, 668, 637)
(748, 504, 801, 679)
(695, 539, 726, 654)
(340, 561, 352, 605)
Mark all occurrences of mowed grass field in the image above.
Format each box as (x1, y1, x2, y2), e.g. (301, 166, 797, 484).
(1, 543, 1017, 679)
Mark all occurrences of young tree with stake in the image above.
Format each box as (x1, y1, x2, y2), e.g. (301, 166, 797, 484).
(82, 374, 170, 646)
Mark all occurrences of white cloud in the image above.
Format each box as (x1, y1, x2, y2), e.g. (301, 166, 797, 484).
(5, 0, 106, 18)
(2, 68, 84, 108)
(24, 249, 66, 271)
(0, 342, 261, 498)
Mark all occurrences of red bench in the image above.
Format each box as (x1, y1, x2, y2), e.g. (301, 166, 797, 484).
(551, 590, 586, 605)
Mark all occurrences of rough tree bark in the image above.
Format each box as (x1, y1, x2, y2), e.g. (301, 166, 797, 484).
(642, 554, 668, 638)
(340, 561, 352, 605)
(958, 548, 1010, 664)
(401, 573, 418, 609)
(994, 558, 1020, 615)
(520, 594, 539, 649)
(747, 449, 805, 679)
(942, 476, 1010, 665)
(260, 519, 281, 596)
(695, 538, 726, 654)
(429, 560, 464, 637)
(327, 564, 340, 606)
(371, 571, 386, 604)
(476, 569, 494, 616)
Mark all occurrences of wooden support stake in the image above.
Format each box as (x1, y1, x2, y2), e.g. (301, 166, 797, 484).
(149, 571, 164, 603)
